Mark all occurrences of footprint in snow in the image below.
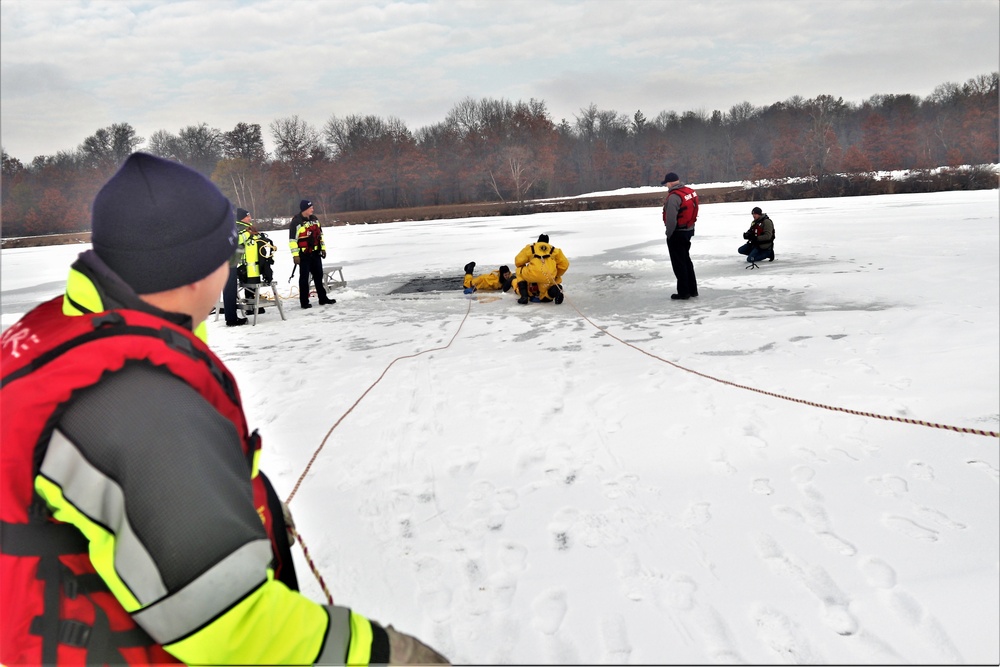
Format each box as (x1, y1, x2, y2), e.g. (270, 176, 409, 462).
(755, 533, 861, 638)
(867, 474, 909, 497)
(412, 555, 453, 623)
(860, 557, 963, 663)
(549, 507, 580, 552)
(882, 515, 938, 542)
(485, 571, 518, 612)
(712, 457, 737, 476)
(967, 459, 999, 483)
(908, 460, 935, 481)
(657, 572, 745, 662)
(753, 605, 823, 663)
(600, 614, 632, 664)
(531, 589, 568, 635)
(790, 465, 815, 484)
(680, 502, 712, 528)
(859, 556, 897, 589)
(499, 541, 528, 573)
(912, 506, 966, 530)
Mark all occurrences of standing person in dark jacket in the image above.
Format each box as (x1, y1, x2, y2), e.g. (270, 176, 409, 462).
(0, 153, 448, 666)
(661, 172, 700, 300)
(738, 206, 776, 264)
(223, 207, 248, 326)
(288, 199, 335, 309)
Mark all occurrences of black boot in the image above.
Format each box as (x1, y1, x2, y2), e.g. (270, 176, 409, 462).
(549, 285, 564, 304)
(464, 261, 476, 275)
(517, 281, 529, 304)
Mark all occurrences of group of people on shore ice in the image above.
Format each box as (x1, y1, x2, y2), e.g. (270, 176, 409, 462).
(463, 172, 773, 305)
(1, 152, 780, 666)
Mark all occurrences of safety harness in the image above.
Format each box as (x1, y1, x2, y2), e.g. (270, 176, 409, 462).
(1, 498, 159, 665)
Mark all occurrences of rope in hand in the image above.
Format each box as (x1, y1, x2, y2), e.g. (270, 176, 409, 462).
(565, 295, 999, 439)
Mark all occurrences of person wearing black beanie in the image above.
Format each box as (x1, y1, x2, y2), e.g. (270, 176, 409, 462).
(91, 152, 237, 295)
(661, 172, 700, 300)
(287, 199, 335, 308)
(0, 152, 449, 665)
(739, 206, 776, 265)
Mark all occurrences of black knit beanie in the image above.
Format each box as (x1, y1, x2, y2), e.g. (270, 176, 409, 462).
(537, 234, 549, 243)
(91, 153, 236, 294)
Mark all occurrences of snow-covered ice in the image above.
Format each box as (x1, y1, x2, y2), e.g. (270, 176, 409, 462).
(2, 188, 998, 664)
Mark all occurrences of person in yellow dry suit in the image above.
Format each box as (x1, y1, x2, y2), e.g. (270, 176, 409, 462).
(462, 262, 514, 294)
(512, 234, 569, 304)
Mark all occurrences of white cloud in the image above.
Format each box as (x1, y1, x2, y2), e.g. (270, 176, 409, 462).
(1, 0, 996, 161)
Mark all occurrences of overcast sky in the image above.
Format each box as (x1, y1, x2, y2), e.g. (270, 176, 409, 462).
(2, 0, 997, 164)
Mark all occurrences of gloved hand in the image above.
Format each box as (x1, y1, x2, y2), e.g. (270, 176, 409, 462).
(293, 255, 300, 265)
(743, 231, 751, 240)
(321, 250, 327, 259)
(385, 625, 449, 665)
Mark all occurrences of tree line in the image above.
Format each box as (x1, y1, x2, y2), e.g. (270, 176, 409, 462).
(2, 72, 996, 237)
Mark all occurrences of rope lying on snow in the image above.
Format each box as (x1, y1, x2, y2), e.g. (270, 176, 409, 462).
(285, 289, 994, 601)
(565, 295, 998, 439)
(284, 297, 474, 504)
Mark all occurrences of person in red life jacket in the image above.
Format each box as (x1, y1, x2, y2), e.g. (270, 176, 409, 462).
(0, 153, 447, 666)
(738, 206, 776, 264)
(462, 261, 514, 294)
(512, 234, 570, 304)
(661, 172, 700, 300)
(288, 199, 336, 309)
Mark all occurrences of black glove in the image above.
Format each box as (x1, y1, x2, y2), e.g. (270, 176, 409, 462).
(743, 231, 751, 240)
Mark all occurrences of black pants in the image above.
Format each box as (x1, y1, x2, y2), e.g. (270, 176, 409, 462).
(298, 253, 329, 306)
(667, 229, 698, 297)
(223, 266, 241, 323)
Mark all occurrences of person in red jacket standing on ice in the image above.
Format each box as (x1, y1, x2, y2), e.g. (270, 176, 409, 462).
(661, 171, 700, 300)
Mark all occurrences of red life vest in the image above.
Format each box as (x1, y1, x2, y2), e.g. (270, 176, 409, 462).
(297, 222, 322, 253)
(0, 297, 277, 666)
(663, 185, 700, 229)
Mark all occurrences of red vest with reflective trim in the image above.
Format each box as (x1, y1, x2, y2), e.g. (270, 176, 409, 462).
(0, 297, 274, 666)
(665, 185, 700, 229)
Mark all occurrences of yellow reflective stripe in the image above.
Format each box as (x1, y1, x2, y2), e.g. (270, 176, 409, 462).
(63, 267, 104, 315)
(250, 447, 261, 479)
(346, 611, 373, 666)
(34, 476, 141, 611)
(193, 321, 208, 343)
(164, 575, 328, 665)
(62, 294, 84, 316)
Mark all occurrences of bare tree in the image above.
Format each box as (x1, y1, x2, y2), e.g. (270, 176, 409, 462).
(269, 115, 320, 196)
(79, 123, 143, 170)
(224, 122, 267, 163)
